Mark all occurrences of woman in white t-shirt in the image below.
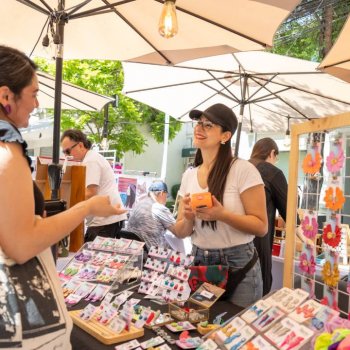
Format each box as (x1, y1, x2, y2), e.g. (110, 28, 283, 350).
(174, 103, 268, 307)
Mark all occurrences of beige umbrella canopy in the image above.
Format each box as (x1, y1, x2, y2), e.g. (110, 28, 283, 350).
(318, 15, 350, 82)
(122, 51, 350, 155)
(2, 0, 300, 164)
(37, 71, 113, 111)
(3, 0, 301, 65)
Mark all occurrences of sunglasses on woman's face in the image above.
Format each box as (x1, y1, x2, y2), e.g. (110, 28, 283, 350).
(193, 120, 216, 131)
(63, 142, 79, 156)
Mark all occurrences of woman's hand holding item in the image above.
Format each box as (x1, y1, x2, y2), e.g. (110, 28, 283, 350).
(196, 196, 225, 221)
(182, 194, 195, 221)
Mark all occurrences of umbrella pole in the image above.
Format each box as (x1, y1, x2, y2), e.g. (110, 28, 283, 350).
(49, 0, 65, 200)
(234, 76, 248, 157)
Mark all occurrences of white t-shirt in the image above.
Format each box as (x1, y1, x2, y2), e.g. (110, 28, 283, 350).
(178, 159, 264, 249)
(83, 150, 127, 227)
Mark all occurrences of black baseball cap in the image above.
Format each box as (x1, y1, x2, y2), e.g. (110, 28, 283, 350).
(189, 103, 238, 134)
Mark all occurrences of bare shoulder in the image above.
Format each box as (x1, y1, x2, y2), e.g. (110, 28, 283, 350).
(0, 141, 30, 175)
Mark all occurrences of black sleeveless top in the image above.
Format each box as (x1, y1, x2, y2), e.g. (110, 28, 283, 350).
(0, 120, 45, 215)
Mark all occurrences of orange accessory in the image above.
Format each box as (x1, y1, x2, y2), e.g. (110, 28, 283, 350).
(324, 187, 346, 211)
(302, 152, 322, 174)
(191, 192, 213, 210)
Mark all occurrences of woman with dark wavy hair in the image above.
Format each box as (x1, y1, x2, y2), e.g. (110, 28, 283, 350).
(174, 103, 267, 308)
(250, 137, 287, 296)
(0, 45, 125, 348)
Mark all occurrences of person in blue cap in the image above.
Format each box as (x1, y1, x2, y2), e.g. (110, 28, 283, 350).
(127, 180, 178, 250)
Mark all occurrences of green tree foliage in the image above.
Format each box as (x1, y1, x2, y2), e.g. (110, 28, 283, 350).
(273, 0, 350, 61)
(35, 59, 182, 158)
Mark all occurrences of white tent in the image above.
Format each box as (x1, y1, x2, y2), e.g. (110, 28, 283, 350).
(123, 51, 350, 142)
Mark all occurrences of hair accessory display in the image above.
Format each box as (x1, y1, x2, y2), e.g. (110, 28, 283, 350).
(324, 187, 346, 211)
(299, 251, 316, 275)
(302, 147, 322, 174)
(323, 223, 342, 248)
(322, 261, 340, 288)
(301, 213, 318, 239)
(326, 140, 345, 173)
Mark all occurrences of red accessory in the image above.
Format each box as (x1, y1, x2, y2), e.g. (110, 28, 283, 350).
(4, 104, 11, 114)
(323, 224, 341, 248)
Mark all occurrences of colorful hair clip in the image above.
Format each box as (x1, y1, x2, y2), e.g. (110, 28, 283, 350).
(326, 142, 345, 173)
(323, 224, 341, 248)
(322, 261, 340, 287)
(324, 187, 346, 211)
(301, 215, 318, 239)
(302, 151, 321, 174)
(299, 252, 316, 275)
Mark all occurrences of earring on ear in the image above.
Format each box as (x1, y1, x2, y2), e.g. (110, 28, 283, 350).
(4, 105, 11, 114)
(221, 140, 226, 145)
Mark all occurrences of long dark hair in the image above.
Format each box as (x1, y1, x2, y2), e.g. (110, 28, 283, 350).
(60, 129, 92, 149)
(0, 45, 37, 113)
(250, 137, 279, 166)
(194, 141, 234, 230)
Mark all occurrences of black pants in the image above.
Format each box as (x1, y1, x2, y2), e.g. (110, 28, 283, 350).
(84, 221, 125, 243)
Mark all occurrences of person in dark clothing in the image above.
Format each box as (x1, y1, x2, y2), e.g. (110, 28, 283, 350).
(250, 137, 287, 295)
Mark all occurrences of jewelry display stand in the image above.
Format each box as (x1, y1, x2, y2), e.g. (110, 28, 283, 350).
(69, 310, 144, 345)
(283, 112, 350, 317)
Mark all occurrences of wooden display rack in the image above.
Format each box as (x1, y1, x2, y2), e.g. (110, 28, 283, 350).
(284, 112, 350, 288)
(35, 157, 86, 252)
(70, 310, 144, 345)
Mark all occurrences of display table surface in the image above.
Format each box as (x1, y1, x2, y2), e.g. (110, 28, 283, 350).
(70, 289, 243, 350)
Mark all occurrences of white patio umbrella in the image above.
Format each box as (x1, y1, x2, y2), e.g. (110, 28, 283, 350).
(37, 71, 113, 111)
(122, 51, 350, 155)
(2, 0, 301, 164)
(318, 14, 350, 83)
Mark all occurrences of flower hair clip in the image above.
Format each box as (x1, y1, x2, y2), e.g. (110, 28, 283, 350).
(302, 147, 322, 174)
(299, 252, 316, 275)
(324, 187, 346, 211)
(326, 139, 345, 173)
(323, 223, 341, 248)
(322, 260, 340, 287)
(301, 213, 318, 239)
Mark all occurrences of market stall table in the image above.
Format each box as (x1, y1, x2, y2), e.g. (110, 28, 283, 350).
(70, 291, 243, 350)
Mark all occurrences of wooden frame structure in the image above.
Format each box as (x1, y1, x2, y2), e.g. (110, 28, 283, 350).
(283, 111, 350, 287)
(35, 158, 86, 252)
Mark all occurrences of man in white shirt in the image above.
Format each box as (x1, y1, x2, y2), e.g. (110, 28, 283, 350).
(60, 129, 127, 242)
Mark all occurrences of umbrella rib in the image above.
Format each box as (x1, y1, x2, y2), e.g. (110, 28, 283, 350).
(201, 81, 240, 104)
(206, 71, 240, 102)
(244, 74, 278, 103)
(254, 103, 306, 120)
(70, 0, 173, 65)
(153, 0, 269, 48)
(17, 0, 51, 14)
(322, 58, 350, 69)
(66, 0, 94, 16)
(248, 87, 292, 104)
(37, 72, 114, 99)
(69, 0, 136, 18)
(251, 74, 350, 106)
(39, 89, 97, 110)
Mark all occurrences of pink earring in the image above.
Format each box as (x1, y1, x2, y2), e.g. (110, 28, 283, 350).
(4, 105, 11, 114)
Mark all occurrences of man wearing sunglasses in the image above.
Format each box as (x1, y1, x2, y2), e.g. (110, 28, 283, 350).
(60, 129, 127, 242)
